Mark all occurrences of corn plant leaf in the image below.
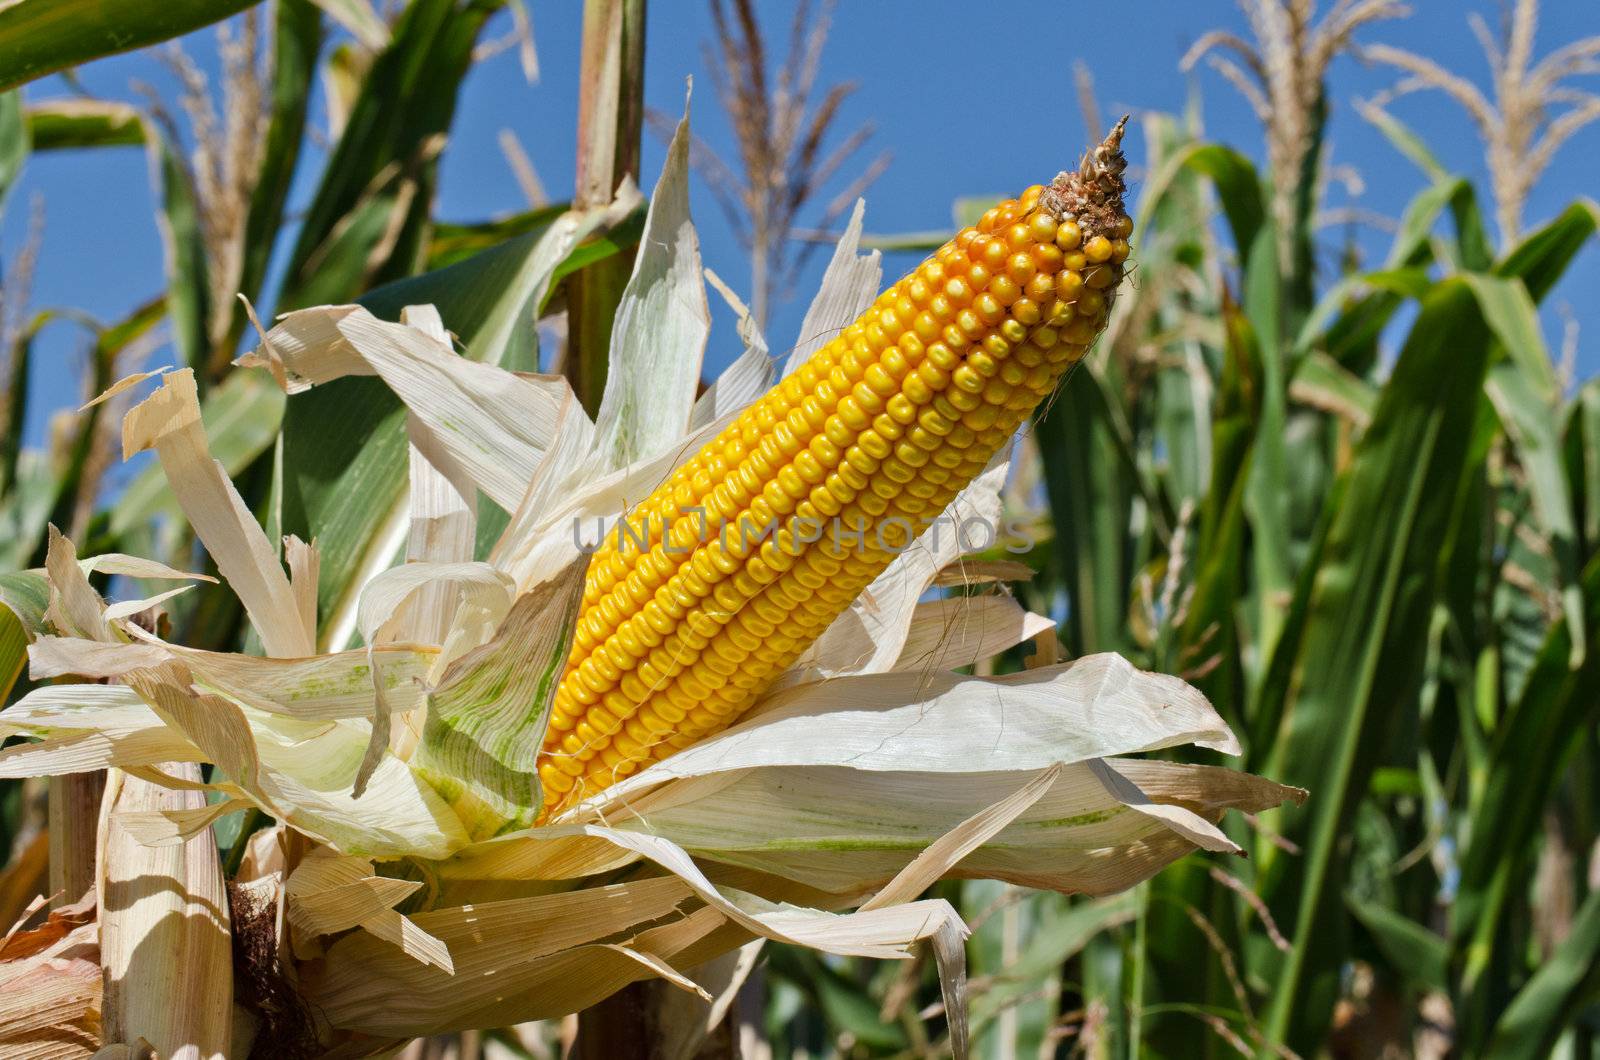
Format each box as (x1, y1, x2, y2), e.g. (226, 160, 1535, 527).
(1241, 219, 1292, 673)
(0, 568, 48, 702)
(1569, 379, 1600, 554)
(1496, 199, 1599, 303)
(952, 196, 1003, 228)
(1468, 244, 1590, 668)
(144, 118, 212, 383)
(0, 0, 257, 92)
(1256, 280, 1496, 1051)
(1452, 548, 1600, 1039)
(856, 229, 947, 253)
(1154, 342, 1214, 510)
(35, 299, 167, 556)
(1466, 273, 1557, 400)
(768, 943, 909, 1050)
(310, 0, 388, 49)
(592, 97, 709, 471)
(278, 0, 496, 307)
(967, 891, 1140, 1034)
(1176, 292, 1263, 734)
(0, 91, 26, 204)
(427, 203, 567, 270)
(1483, 356, 1583, 665)
(1295, 177, 1464, 375)
(1348, 896, 1447, 992)
(1289, 349, 1376, 429)
(1485, 886, 1600, 1060)
(1358, 100, 1448, 183)
(1035, 362, 1137, 657)
(24, 99, 144, 149)
(1137, 141, 1264, 262)
(0, 329, 42, 574)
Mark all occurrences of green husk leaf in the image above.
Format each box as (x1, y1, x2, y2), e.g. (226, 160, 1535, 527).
(411, 557, 585, 839)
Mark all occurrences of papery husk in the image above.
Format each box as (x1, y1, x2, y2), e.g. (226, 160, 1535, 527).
(691, 273, 773, 431)
(0, 895, 102, 1058)
(283, 848, 449, 971)
(121, 369, 314, 660)
(0, 832, 50, 929)
(394, 304, 478, 650)
(890, 595, 1055, 674)
(299, 876, 703, 1036)
(27, 636, 437, 721)
(250, 306, 571, 514)
(97, 765, 232, 1059)
(785, 197, 881, 378)
(787, 454, 1013, 685)
(649, 942, 764, 1060)
(123, 662, 469, 860)
(0, 685, 206, 780)
(589, 94, 709, 472)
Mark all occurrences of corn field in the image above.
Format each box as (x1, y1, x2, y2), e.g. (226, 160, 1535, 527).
(0, 1, 1597, 1057)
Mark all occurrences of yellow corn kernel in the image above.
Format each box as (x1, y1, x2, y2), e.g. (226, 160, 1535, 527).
(538, 121, 1132, 818)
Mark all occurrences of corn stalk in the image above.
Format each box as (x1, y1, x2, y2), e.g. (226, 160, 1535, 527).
(563, 0, 646, 416)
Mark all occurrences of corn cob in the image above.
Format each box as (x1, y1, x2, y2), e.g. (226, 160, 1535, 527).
(538, 121, 1131, 818)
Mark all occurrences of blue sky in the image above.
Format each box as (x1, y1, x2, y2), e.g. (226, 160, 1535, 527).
(4, 0, 1598, 448)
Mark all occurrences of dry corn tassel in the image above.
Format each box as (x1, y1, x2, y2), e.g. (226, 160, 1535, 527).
(539, 120, 1132, 817)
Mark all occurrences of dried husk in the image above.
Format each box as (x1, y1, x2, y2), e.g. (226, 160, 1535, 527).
(98, 765, 232, 1059)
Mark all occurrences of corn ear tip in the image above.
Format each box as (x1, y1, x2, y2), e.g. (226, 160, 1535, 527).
(1040, 115, 1130, 236)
